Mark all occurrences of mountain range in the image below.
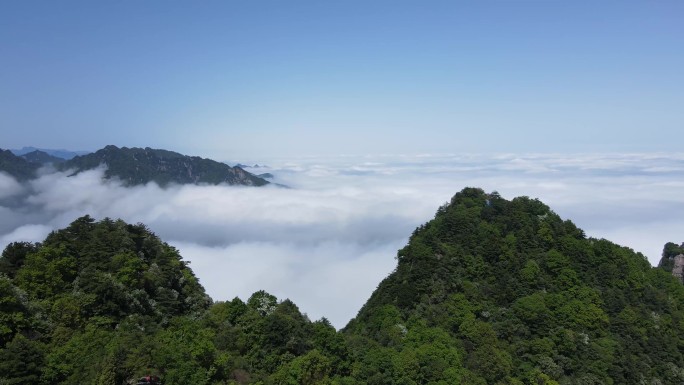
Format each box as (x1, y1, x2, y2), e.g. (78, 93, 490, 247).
(1, 187, 682, 384)
(10, 146, 89, 160)
(0, 149, 41, 181)
(0, 145, 270, 187)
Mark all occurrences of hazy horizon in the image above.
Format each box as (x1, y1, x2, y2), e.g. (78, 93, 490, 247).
(2, 1, 683, 158)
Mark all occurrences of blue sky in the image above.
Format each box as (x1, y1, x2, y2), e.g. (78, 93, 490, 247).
(2, 1, 683, 158)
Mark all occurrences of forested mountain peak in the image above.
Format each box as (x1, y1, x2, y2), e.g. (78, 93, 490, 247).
(0, 216, 212, 383)
(59, 145, 270, 187)
(1, 215, 210, 328)
(0, 216, 342, 384)
(345, 187, 684, 384)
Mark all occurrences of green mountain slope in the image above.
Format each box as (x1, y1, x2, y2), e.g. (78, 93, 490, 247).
(345, 187, 684, 384)
(0, 216, 340, 384)
(0, 216, 212, 384)
(59, 145, 269, 187)
(0, 148, 40, 181)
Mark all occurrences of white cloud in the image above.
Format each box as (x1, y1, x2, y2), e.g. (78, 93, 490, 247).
(1, 153, 683, 327)
(0, 224, 53, 247)
(174, 240, 400, 327)
(0, 172, 24, 199)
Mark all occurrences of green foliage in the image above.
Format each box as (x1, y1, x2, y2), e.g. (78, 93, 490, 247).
(152, 317, 217, 385)
(0, 333, 45, 384)
(41, 325, 113, 384)
(270, 349, 332, 385)
(0, 276, 31, 347)
(0, 242, 38, 279)
(248, 290, 278, 316)
(348, 187, 684, 385)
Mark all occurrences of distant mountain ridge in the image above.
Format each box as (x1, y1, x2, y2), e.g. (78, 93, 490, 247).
(0, 148, 68, 180)
(59, 145, 270, 187)
(1, 145, 270, 187)
(20, 150, 66, 165)
(0, 149, 39, 181)
(10, 146, 89, 160)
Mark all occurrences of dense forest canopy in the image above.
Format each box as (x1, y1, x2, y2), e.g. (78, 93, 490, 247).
(1, 188, 683, 384)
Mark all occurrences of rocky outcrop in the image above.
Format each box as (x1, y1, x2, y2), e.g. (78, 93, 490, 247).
(672, 254, 684, 283)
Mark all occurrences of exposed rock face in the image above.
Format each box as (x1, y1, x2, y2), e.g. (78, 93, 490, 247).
(672, 254, 684, 283)
(657, 241, 684, 283)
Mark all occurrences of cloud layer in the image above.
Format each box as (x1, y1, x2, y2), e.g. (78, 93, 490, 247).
(1, 153, 683, 327)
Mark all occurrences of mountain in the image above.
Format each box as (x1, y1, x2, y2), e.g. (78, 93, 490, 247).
(0, 216, 212, 384)
(1, 190, 683, 385)
(20, 150, 66, 165)
(0, 148, 40, 181)
(10, 146, 89, 160)
(59, 145, 270, 187)
(344, 188, 684, 384)
(0, 216, 337, 385)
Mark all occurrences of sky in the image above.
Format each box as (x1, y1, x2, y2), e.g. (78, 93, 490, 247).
(1, 2, 684, 328)
(1, 1, 683, 157)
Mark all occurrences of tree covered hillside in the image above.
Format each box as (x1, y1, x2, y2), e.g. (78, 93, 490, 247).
(345, 188, 684, 384)
(1, 188, 683, 385)
(0, 216, 213, 384)
(0, 216, 345, 385)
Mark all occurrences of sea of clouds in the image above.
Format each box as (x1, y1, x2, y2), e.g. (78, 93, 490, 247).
(1, 153, 683, 328)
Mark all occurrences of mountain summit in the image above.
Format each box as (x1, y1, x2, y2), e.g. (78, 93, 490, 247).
(345, 187, 684, 384)
(60, 145, 269, 187)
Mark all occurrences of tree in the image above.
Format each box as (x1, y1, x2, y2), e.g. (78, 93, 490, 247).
(0, 276, 31, 347)
(0, 333, 44, 384)
(0, 242, 37, 279)
(248, 290, 278, 316)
